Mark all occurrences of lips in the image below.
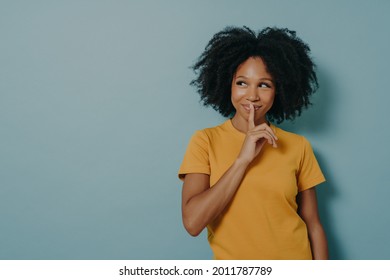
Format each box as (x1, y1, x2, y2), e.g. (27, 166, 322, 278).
(241, 104, 261, 111)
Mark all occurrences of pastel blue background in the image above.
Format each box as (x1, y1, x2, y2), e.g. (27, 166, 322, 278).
(1, 0, 389, 259)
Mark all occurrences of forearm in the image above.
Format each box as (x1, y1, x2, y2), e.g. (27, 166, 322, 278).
(183, 158, 249, 236)
(308, 223, 329, 260)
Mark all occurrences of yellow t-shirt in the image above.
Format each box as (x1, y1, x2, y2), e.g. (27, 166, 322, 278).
(178, 119, 325, 260)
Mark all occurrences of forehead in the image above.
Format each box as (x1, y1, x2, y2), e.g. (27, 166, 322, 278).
(235, 57, 271, 78)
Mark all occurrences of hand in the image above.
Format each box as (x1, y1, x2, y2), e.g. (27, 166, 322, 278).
(237, 104, 278, 165)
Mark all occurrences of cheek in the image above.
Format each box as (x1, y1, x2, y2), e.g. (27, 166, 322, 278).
(231, 88, 245, 103)
(230, 88, 239, 105)
(264, 92, 276, 105)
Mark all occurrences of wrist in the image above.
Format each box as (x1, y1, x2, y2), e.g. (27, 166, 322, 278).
(234, 157, 251, 168)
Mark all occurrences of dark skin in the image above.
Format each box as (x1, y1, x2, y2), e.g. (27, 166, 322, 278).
(182, 57, 328, 259)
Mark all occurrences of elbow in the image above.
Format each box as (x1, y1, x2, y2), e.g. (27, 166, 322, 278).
(186, 227, 201, 237)
(183, 217, 203, 237)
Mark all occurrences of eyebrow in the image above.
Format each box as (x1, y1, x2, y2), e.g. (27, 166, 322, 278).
(235, 76, 274, 82)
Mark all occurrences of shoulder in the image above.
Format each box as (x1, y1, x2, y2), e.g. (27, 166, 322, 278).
(273, 125, 314, 154)
(193, 120, 231, 140)
(274, 125, 307, 143)
(181, 121, 230, 161)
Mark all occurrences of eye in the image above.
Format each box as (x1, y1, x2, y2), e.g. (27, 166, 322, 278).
(236, 81, 247, 86)
(259, 82, 271, 88)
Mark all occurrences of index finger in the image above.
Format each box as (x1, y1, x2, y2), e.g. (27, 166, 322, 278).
(248, 104, 255, 130)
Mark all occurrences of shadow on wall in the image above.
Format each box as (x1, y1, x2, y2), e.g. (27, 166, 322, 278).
(280, 67, 343, 259)
(314, 152, 343, 260)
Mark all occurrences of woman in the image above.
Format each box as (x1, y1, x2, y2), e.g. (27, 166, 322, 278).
(178, 26, 328, 260)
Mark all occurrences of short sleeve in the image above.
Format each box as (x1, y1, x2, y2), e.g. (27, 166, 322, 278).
(297, 137, 326, 192)
(178, 130, 211, 181)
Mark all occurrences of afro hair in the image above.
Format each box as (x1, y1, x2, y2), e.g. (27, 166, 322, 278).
(190, 26, 318, 123)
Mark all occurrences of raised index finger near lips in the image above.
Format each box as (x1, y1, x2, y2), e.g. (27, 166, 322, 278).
(247, 104, 277, 142)
(248, 104, 255, 130)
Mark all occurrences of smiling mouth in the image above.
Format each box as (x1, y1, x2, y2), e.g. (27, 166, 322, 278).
(242, 104, 261, 111)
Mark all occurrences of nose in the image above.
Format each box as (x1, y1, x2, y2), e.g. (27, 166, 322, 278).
(246, 87, 259, 102)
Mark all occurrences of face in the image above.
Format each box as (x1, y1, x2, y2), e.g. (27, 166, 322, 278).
(231, 56, 275, 128)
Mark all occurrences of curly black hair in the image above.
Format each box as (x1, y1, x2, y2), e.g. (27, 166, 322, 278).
(190, 26, 318, 123)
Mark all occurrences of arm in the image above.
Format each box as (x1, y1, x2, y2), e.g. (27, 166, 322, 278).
(182, 158, 249, 236)
(297, 187, 329, 260)
(182, 105, 278, 236)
